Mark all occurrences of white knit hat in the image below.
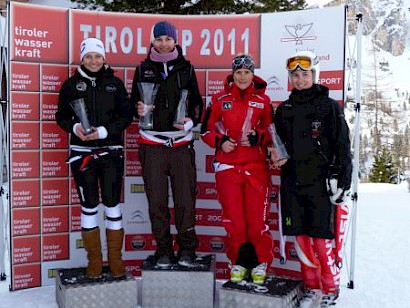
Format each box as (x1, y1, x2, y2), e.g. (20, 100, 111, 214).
(80, 37, 106, 60)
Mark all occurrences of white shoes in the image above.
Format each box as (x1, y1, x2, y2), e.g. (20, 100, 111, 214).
(299, 289, 322, 308)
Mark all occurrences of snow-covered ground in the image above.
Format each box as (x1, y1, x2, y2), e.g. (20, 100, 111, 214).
(1, 181, 409, 307)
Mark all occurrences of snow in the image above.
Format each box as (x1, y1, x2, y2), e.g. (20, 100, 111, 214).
(1, 181, 409, 307)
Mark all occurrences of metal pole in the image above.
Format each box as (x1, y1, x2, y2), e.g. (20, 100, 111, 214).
(0, 13, 6, 281)
(347, 13, 363, 290)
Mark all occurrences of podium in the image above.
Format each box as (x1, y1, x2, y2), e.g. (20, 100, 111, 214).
(219, 276, 302, 308)
(55, 267, 137, 308)
(141, 254, 215, 308)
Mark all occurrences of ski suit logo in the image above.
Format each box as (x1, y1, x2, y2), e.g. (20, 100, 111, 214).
(249, 101, 264, 109)
(76, 81, 87, 92)
(311, 120, 321, 139)
(222, 102, 232, 110)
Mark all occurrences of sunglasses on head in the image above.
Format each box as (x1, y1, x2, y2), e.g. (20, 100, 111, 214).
(232, 55, 254, 71)
(286, 56, 315, 71)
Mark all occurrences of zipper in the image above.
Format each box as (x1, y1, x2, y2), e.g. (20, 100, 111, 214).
(91, 78, 97, 125)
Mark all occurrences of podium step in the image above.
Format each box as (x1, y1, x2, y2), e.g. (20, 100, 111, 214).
(55, 267, 137, 308)
(141, 254, 215, 308)
(219, 276, 302, 308)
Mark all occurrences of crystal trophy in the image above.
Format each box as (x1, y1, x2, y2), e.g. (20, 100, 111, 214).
(137, 82, 159, 130)
(214, 121, 227, 135)
(239, 107, 253, 142)
(268, 123, 290, 162)
(70, 98, 92, 135)
(174, 89, 189, 125)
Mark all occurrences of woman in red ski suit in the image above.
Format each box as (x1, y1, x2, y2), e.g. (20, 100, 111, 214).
(201, 54, 274, 284)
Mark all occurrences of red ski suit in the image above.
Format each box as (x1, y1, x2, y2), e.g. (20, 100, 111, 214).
(201, 75, 274, 265)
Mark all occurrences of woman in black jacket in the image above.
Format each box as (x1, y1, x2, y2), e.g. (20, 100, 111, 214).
(273, 51, 352, 308)
(130, 21, 203, 269)
(57, 37, 133, 279)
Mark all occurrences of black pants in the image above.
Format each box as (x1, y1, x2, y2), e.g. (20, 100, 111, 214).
(70, 151, 124, 208)
(139, 143, 199, 258)
(280, 176, 335, 239)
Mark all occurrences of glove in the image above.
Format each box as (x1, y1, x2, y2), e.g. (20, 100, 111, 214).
(219, 135, 230, 147)
(326, 165, 351, 205)
(247, 131, 259, 146)
(326, 178, 349, 205)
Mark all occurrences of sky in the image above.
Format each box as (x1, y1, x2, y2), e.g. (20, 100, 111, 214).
(28, 0, 332, 9)
(1, 181, 409, 307)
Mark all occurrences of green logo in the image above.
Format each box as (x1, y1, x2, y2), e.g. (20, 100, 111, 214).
(286, 217, 291, 226)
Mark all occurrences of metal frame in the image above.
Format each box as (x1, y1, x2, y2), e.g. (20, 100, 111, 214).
(343, 11, 363, 289)
(0, 11, 9, 281)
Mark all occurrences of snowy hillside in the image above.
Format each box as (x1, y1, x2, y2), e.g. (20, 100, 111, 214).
(341, 0, 410, 179)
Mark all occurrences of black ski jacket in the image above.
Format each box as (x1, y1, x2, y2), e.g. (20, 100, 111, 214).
(57, 65, 133, 148)
(130, 45, 203, 132)
(275, 84, 352, 187)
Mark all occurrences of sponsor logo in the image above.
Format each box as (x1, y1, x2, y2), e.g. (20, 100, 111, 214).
(128, 210, 148, 225)
(249, 101, 264, 109)
(216, 267, 229, 275)
(281, 22, 317, 45)
(130, 235, 146, 250)
(222, 101, 232, 110)
(289, 247, 298, 260)
(207, 214, 222, 223)
(269, 190, 278, 202)
(48, 269, 57, 278)
(130, 184, 145, 193)
(196, 182, 218, 200)
(76, 239, 84, 249)
(209, 237, 225, 251)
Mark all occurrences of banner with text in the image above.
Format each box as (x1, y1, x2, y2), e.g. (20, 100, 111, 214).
(8, 2, 345, 290)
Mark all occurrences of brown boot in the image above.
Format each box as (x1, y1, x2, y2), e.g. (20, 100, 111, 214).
(81, 228, 103, 278)
(106, 228, 126, 278)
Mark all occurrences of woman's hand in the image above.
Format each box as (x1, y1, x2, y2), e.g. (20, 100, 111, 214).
(269, 147, 288, 166)
(173, 118, 193, 131)
(137, 101, 154, 117)
(75, 125, 99, 141)
(221, 138, 237, 153)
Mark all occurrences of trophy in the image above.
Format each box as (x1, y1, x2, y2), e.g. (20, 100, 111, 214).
(268, 123, 290, 162)
(214, 121, 227, 135)
(70, 98, 92, 135)
(174, 89, 189, 125)
(239, 107, 254, 142)
(137, 82, 159, 130)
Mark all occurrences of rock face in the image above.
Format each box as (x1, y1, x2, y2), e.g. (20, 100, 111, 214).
(328, 0, 408, 56)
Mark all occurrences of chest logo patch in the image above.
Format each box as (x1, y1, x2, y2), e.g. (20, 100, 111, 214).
(105, 84, 117, 93)
(249, 101, 264, 109)
(222, 101, 232, 110)
(76, 81, 87, 92)
(311, 120, 322, 139)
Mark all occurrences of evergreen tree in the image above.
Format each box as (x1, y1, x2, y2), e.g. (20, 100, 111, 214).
(369, 147, 396, 183)
(70, 0, 306, 13)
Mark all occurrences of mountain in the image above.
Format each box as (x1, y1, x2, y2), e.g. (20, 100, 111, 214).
(320, 0, 410, 180)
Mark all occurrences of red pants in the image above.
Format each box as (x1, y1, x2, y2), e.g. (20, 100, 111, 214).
(295, 235, 340, 294)
(216, 166, 273, 265)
